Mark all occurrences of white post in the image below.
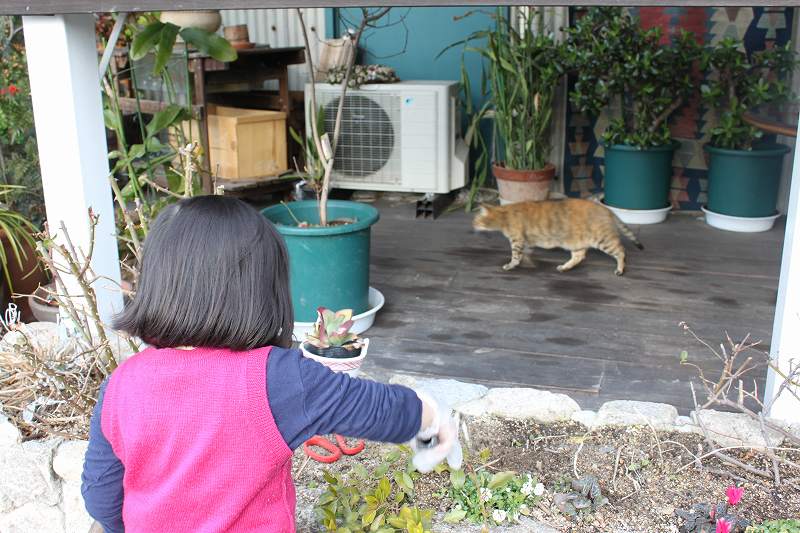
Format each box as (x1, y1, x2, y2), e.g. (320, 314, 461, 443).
(765, 116, 800, 423)
(22, 14, 123, 325)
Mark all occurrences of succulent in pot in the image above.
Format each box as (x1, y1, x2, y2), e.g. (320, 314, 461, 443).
(301, 307, 370, 376)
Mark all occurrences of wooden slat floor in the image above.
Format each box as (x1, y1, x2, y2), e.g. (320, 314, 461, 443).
(359, 200, 784, 414)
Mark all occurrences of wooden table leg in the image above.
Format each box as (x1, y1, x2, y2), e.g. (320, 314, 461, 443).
(192, 60, 214, 194)
(277, 66, 296, 172)
(278, 66, 291, 116)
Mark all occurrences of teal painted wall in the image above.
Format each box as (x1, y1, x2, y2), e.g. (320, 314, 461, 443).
(328, 7, 499, 110)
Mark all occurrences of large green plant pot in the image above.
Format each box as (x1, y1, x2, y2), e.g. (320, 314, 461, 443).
(604, 141, 679, 210)
(705, 143, 790, 217)
(261, 200, 379, 323)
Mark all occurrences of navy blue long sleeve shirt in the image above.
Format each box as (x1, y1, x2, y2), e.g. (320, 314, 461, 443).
(81, 346, 422, 532)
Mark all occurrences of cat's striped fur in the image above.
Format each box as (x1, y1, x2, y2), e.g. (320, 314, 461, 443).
(472, 198, 643, 276)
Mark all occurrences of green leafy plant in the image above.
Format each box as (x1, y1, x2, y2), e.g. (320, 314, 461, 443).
(95, 12, 155, 48)
(564, 7, 700, 148)
(458, 9, 563, 172)
(289, 105, 326, 187)
(676, 486, 749, 533)
(552, 476, 609, 519)
(444, 9, 565, 211)
(0, 16, 45, 228)
(130, 20, 236, 75)
(747, 520, 800, 533)
(315, 447, 433, 532)
(0, 184, 37, 291)
(445, 468, 543, 526)
(701, 37, 796, 150)
(305, 307, 363, 350)
(99, 13, 237, 266)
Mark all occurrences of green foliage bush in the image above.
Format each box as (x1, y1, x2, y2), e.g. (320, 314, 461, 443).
(746, 520, 800, 533)
(314, 447, 434, 533)
(701, 38, 796, 151)
(0, 16, 44, 228)
(444, 459, 542, 526)
(563, 7, 700, 148)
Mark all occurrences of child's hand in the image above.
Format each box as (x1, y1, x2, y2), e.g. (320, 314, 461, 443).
(410, 390, 463, 473)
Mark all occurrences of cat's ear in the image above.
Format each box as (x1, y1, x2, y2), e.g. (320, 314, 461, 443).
(477, 203, 491, 215)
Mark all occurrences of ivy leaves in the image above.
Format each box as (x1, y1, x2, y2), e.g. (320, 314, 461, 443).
(130, 21, 237, 74)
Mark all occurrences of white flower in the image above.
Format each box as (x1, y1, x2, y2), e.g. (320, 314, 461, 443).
(492, 509, 507, 523)
(521, 482, 533, 496)
(533, 482, 545, 496)
(479, 487, 493, 502)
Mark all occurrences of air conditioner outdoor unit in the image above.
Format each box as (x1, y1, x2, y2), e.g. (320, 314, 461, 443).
(305, 81, 468, 194)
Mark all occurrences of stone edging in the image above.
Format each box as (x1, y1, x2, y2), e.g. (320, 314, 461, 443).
(388, 374, 800, 450)
(0, 412, 91, 533)
(2, 373, 797, 532)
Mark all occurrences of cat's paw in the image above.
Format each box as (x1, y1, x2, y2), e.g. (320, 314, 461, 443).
(614, 268, 624, 276)
(556, 265, 567, 272)
(502, 262, 518, 271)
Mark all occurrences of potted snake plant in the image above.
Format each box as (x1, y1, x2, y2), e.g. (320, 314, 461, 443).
(564, 7, 700, 224)
(453, 8, 564, 204)
(700, 38, 796, 232)
(300, 307, 370, 377)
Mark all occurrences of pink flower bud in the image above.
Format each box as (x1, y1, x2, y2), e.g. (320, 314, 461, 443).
(725, 485, 744, 506)
(715, 518, 732, 533)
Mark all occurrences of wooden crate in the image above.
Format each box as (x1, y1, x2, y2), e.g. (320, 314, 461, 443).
(207, 105, 288, 181)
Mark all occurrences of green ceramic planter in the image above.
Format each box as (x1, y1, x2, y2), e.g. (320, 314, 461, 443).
(261, 200, 379, 323)
(603, 141, 679, 210)
(705, 143, 790, 218)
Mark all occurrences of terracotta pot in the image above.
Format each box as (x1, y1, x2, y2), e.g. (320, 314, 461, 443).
(493, 162, 555, 204)
(2, 232, 48, 322)
(160, 10, 222, 33)
(223, 24, 249, 43)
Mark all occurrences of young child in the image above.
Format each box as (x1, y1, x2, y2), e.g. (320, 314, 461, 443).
(81, 196, 460, 532)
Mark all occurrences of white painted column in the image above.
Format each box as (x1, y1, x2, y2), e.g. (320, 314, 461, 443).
(766, 116, 800, 423)
(22, 15, 123, 324)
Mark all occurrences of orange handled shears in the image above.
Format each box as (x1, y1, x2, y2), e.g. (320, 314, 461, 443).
(303, 434, 365, 463)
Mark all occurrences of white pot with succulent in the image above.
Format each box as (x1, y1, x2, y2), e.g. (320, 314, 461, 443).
(300, 307, 370, 377)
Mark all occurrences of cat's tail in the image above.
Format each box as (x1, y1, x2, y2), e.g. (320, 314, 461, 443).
(613, 217, 644, 250)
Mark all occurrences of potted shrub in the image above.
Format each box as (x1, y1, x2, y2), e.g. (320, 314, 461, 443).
(456, 9, 564, 204)
(0, 21, 49, 320)
(261, 9, 391, 327)
(0, 185, 38, 313)
(700, 37, 796, 232)
(564, 7, 700, 224)
(300, 307, 370, 376)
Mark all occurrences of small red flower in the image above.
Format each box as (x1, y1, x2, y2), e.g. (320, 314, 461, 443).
(716, 518, 732, 533)
(0, 88, 5, 96)
(709, 507, 716, 519)
(7, 85, 18, 95)
(725, 485, 744, 506)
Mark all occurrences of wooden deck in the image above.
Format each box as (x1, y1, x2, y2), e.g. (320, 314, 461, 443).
(360, 200, 784, 413)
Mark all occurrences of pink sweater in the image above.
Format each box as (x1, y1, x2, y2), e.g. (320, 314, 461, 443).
(101, 346, 295, 532)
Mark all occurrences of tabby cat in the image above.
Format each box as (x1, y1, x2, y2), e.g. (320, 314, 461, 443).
(472, 198, 644, 275)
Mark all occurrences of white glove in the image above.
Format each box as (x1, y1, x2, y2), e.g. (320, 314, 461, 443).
(410, 390, 463, 473)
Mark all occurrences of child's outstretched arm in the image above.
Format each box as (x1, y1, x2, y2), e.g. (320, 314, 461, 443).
(267, 347, 454, 460)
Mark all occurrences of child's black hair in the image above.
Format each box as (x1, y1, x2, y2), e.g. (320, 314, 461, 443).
(114, 196, 294, 350)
